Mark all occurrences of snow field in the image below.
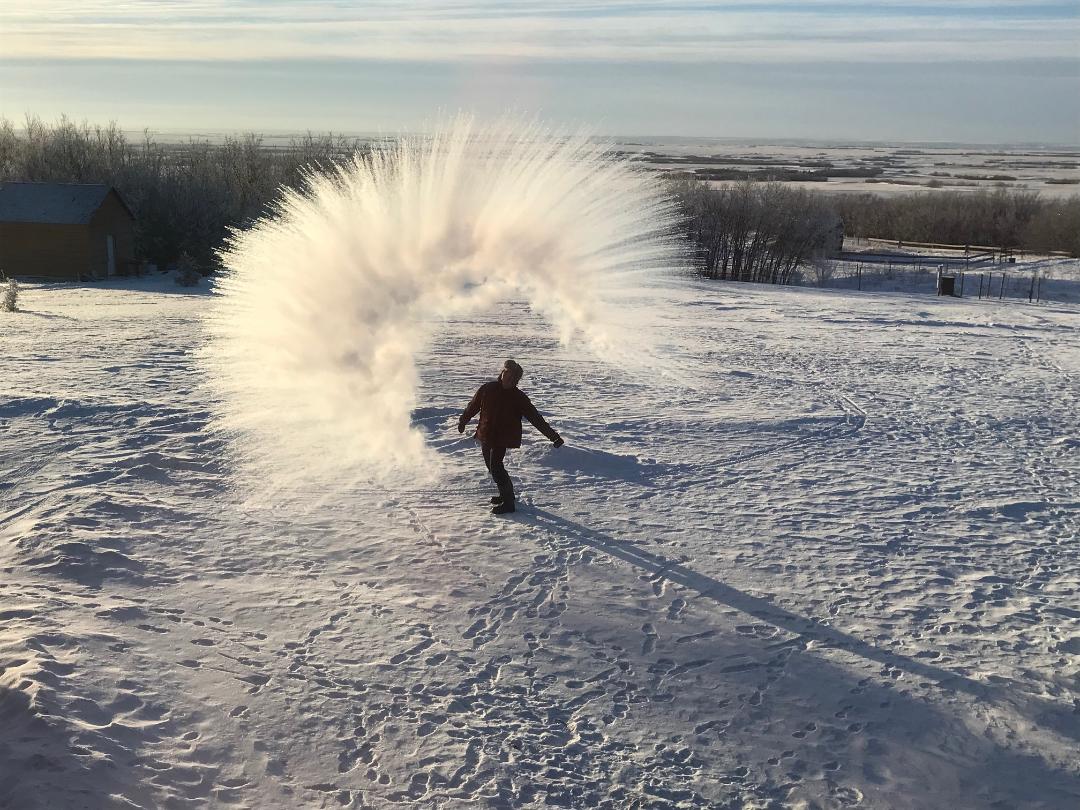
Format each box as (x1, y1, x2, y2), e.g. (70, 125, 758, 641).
(1, 277, 1078, 808)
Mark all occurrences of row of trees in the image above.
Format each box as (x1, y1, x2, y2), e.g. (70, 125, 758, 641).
(2, 116, 1077, 282)
(0, 116, 368, 267)
(671, 179, 1080, 285)
(830, 189, 1080, 257)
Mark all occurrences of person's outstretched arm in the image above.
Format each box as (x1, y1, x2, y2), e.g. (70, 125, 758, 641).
(458, 387, 483, 433)
(521, 395, 563, 446)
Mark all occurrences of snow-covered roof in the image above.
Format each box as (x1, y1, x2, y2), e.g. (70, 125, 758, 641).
(0, 182, 133, 225)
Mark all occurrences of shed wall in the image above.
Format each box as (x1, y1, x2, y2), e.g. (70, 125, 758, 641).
(0, 223, 92, 280)
(89, 192, 137, 276)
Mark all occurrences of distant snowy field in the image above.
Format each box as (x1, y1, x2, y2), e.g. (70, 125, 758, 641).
(2, 277, 1078, 809)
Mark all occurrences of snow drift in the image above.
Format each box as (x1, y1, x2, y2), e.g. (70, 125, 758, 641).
(201, 116, 686, 498)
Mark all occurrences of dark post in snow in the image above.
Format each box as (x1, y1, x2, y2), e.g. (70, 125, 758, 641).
(1028, 273, 1035, 303)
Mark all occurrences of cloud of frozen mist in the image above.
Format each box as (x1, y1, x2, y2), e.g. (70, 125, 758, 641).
(201, 115, 686, 499)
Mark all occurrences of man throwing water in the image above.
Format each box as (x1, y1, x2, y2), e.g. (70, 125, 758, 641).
(458, 360, 564, 514)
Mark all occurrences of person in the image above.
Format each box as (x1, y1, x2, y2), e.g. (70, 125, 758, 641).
(458, 359, 564, 514)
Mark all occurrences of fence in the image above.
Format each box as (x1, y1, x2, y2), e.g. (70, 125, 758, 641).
(861, 237, 1012, 263)
(834, 249, 996, 271)
(969, 271, 1045, 302)
(819, 257, 1080, 305)
(858, 237, 1073, 263)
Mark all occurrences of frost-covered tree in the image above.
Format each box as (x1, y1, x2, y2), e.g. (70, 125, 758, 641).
(670, 178, 841, 284)
(1, 274, 19, 312)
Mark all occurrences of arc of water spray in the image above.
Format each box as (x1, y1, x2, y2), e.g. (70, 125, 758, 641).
(201, 115, 687, 498)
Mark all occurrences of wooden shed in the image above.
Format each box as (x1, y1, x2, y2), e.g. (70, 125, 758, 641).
(0, 182, 136, 280)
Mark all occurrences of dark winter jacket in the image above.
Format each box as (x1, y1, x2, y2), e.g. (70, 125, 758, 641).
(461, 381, 561, 449)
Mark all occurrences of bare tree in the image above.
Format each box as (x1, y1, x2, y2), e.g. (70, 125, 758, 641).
(669, 178, 842, 285)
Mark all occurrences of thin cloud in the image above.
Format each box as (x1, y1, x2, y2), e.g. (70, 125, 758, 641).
(2, 1, 1076, 62)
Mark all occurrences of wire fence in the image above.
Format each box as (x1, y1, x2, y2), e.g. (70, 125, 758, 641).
(816, 257, 1080, 305)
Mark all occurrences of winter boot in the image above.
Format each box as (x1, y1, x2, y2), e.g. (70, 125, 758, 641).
(490, 496, 504, 505)
(491, 500, 516, 515)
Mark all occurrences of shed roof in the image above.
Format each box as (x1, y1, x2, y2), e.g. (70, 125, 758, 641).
(0, 182, 134, 225)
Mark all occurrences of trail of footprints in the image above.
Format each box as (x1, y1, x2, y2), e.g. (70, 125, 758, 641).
(243, 519, 876, 808)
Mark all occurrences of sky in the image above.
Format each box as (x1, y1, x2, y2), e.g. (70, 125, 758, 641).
(1, 1, 1078, 143)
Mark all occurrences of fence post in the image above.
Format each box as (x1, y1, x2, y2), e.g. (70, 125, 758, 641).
(999, 273, 1005, 300)
(959, 271, 965, 298)
(1028, 274, 1035, 303)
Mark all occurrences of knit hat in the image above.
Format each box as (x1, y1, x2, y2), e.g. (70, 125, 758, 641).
(503, 359, 523, 382)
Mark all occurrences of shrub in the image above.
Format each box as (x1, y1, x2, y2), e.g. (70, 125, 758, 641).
(1, 274, 19, 312)
(808, 254, 836, 286)
(174, 253, 201, 287)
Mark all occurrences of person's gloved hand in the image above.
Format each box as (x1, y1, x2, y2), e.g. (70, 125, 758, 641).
(552, 437, 564, 448)
(457, 418, 466, 434)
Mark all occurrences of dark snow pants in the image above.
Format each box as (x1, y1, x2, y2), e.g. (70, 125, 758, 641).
(482, 445, 515, 503)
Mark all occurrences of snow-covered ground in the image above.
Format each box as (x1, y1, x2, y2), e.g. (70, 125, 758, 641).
(2, 277, 1078, 809)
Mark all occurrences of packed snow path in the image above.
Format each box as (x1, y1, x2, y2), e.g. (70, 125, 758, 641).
(1, 278, 1078, 809)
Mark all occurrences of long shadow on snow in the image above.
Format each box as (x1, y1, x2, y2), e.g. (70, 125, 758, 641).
(14, 310, 79, 321)
(410, 407, 670, 485)
(544, 596, 1079, 808)
(529, 445, 663, 485)
(524, 506, 1080, 747)
(45, 277, 216, 296)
